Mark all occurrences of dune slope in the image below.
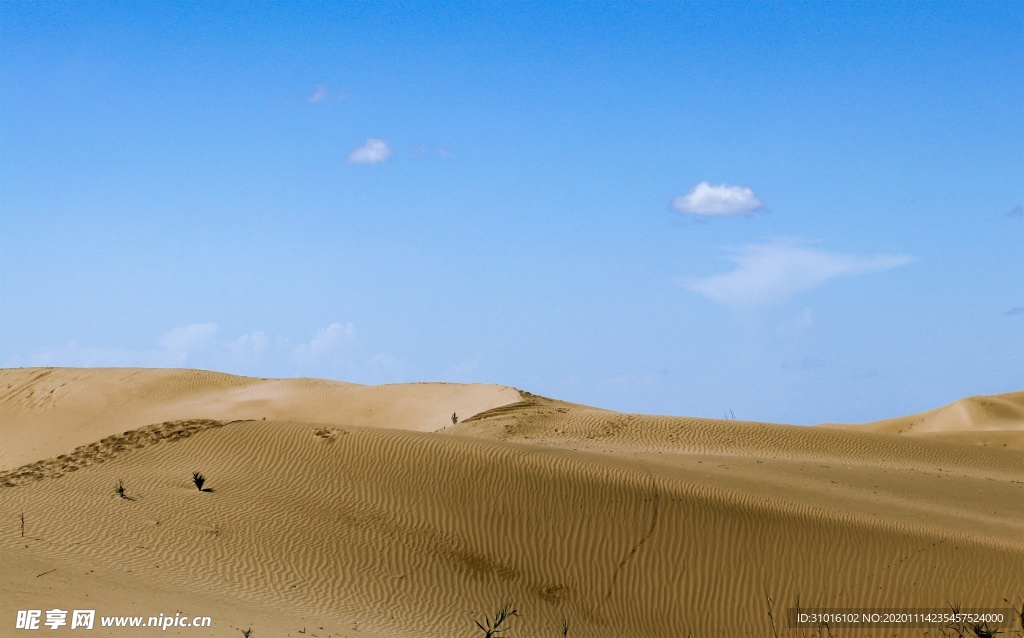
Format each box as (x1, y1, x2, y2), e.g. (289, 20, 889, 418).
(1, 369, 1022, 637)
(822, 391, 1024, 451)
(0, 367, 520, 470)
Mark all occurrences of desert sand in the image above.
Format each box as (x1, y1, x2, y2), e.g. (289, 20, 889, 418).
(1, 367, 1022, 637)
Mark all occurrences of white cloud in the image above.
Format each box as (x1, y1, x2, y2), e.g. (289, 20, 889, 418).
(305, 84, 344, 103)
(346, 138, 392, 165)
(9, 322, 429, 386)
(290, 322, 356, 367)
(307, 84, 329, 103)
(672, 181, 763, 216)
(20, 323, 220, 369)
(682, 238, 914, 307)
(160, 323, 219, 365)
(227, 330, 272, 368)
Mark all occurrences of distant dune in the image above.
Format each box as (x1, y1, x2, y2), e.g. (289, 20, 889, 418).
(822, 391, 1024, 451)
(2, 368, 1022, 637)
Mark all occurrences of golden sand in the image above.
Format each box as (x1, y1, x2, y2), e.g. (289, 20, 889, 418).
(2, 368, 1021, 636)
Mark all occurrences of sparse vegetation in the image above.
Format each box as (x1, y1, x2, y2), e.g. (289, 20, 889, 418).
(939, 602, 1003, 638)
(452, 412, 459, 425)
(240, 628, 252, 638)
(114, 479, 129, 500)
(1007, 597, 1024, 636)
(473, 603, 518, 637)
(763, 586, 779, 638)
(0, 419, 227, 488)
(20, 511, 24, 537)
(969, 625, 999, 638)
(192, 471, 206, 491)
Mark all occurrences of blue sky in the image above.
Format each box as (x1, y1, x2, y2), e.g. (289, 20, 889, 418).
(2, 1, 1022, 425)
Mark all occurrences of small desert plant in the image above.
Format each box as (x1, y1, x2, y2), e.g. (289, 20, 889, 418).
(239, 628, 252, 638)
(560, 617, 569, 637)
(115, 480, 128, 500)
(1006, 597, 1024, 637)
(763, 586, 779, 638)
(192, 471, 206, 491)
(939, 602, 1002, 638)
(452, 412, 459, 425)
(969, 624, 1000, 638)
(473, 603, 518, 637)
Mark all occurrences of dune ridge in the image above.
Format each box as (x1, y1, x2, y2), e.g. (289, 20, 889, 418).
(822, 390, 1023, 430)
(821, 392, 1024, 452)
(2, 368, 1022, 637)
(0, 367, 521, 470)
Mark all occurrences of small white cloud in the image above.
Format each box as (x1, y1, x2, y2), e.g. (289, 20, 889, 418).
(672, 181, 763, 216)
(233, 330, 269, 353)
(160, 323, 219, 365)
(11, 322, 423, 383)
(307, 84, 329, 103)
(682, 238, 913, 307)
(291, 322, 356, 367)
(346, 138, 392, 165)
(227, 330, 271, 368)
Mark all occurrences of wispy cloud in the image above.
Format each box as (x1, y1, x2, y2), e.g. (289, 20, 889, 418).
(306, 84, 344, 103)
(346, 138, 392, 165)
(682, 238, 914, 307)
(672, 181, 763, 217)
(160, 323, 219, 365)
(290, 322, 356, 368)
(1005, 306, 1024, 316)
(1008, 205, 1023, 218)
(15, 322, 390, 380)
(17, 323, 226, 369)
(227, 330, 272, 368)
(307, 84, 329, 103)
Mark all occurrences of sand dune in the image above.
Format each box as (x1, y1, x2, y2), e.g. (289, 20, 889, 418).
(2, 368, 1022, 637)
(0, 367, 520, 471)
(823, 391, 1024, 451)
